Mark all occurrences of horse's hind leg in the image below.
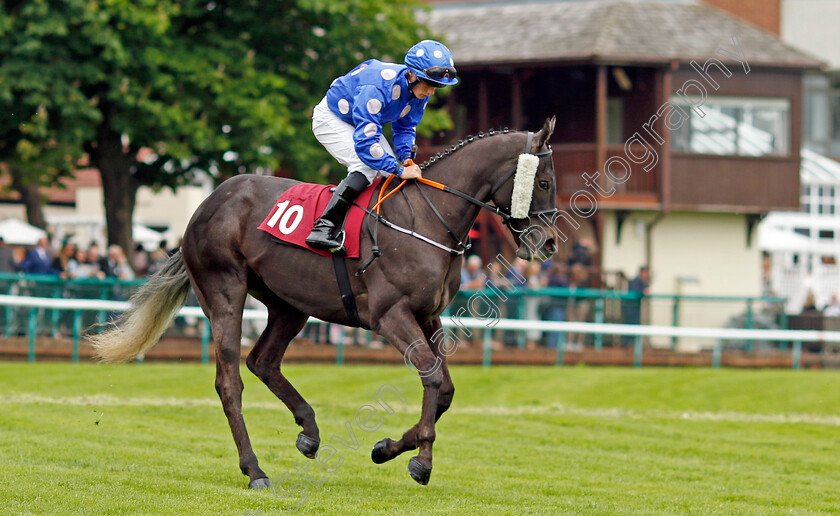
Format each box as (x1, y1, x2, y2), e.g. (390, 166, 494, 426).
(245, 294, 319, 459)
(371, 317, 454, 474)
(190, 272, 269, 488)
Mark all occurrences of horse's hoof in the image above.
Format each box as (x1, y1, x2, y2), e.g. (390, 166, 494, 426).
(371, 438, 393, 464)
(296, 432, 320, 459)
(249, 477, 271, 489)
(408, 457, 432, 485)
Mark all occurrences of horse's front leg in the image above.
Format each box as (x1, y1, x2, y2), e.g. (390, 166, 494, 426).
(370, 305, 442, 485)
(423, 317, 455, 422)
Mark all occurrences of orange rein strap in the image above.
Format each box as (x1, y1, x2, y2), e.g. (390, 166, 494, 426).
(370, 155, 446, 214)
(370, 173, 402, 214)
(417, 177, 445, 190)
(370, 176, 447, 214)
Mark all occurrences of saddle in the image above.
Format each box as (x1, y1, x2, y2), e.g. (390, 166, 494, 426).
(257, 179, 382, 258)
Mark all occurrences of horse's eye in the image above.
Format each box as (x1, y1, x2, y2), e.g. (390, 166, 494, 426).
(538, 180, 550, 190)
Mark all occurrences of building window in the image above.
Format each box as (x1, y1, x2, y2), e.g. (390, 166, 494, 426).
(671, 96, 790, 156)
(803, 72, 840, 156)
(802, 184, 813, 214)
(607, 97, 624, 144)
(804, 74, 831, 153)
(817, 185, 836, 215)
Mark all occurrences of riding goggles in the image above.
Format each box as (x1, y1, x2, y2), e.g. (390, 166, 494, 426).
(423, 66, 457, 82)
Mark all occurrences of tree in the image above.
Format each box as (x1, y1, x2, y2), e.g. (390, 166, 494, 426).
(0, 20, 87, 230)
(0, 0, 441, 254)
(0, 110, 80, 230)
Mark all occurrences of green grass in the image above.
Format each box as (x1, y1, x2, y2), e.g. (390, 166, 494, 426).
(1, 363, 840, 515)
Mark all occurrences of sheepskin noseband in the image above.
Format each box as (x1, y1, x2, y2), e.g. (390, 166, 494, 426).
(511, 153, 540, 219)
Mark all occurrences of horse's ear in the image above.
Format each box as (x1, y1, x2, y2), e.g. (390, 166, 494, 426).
(531, 116, 556, 153)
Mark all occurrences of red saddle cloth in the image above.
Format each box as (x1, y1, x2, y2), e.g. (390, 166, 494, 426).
(257, 179, 381, 258)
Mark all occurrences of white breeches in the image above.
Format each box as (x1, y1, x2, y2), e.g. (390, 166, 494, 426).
(312, 97, 395, 184)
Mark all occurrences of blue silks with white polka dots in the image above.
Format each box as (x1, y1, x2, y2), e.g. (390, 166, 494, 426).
(325, 59, 429, 176)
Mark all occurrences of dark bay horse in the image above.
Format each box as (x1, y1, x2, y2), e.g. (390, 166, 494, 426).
(90, 117, 559, 488)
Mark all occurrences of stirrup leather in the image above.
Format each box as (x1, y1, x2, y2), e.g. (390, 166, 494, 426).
(329, 229, 347, 255)
(305, 171, 368, 253)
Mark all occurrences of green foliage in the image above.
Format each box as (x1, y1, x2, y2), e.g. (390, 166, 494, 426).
(0, 2, 84, 193)
(416, 95, 454, 139)
(224, 0, 438, 182)
(0, 0, 440, 192)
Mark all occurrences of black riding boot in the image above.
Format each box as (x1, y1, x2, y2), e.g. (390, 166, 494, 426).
(306, 172, 369, 252)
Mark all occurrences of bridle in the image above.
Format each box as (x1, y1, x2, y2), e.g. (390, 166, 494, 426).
(433, 131, 557, 237)
(355, 131, 557, 274)
(487, 132, 557, 231)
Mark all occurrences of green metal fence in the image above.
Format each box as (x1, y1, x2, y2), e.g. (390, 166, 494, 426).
(448, 287, 788, 349)
(0, 272, 790, 360)
(0, 294, 827, 370)
(0, 272, 148, 339)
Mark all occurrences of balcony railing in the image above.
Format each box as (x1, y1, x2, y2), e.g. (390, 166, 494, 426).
(421, 142, 660, 200)
(423, 141, 801, 212)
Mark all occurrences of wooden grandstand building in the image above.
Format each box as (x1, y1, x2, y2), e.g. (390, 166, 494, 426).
(421, 0, 822, 312)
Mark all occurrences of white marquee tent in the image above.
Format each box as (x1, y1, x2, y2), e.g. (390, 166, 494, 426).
(0, 218, 48, 246)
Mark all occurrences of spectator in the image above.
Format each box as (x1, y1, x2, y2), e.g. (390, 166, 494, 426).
(487, 260, 508, 289)
(543, 261, 570, 348)
(524, 261, 546, 348)
(452, 255, 487, 345)
(567, 238, 592, 268)
(0, 236, 15, 328)
(132, 243, 150, 277)
(503, 257, 529, 288)
(629, 266, 650, 297)
(460, 255, 486, 290)
(68, 248, 92, 278)
(50, 240, 77, 332)
(800, 290, 823, 352)
(102, 244, 135, 304)
(761, 252, 774, 297)
(622, 266, 650, 347)
(52, 241, 77, 278)
(83, 244, 106, 279)
(0, 236, 17, 273)
(147, 244, 169, 276)
(801, 290, 820, 315)
(492, 257, 528, 347)
(565, 262, 590, 350)
(825, 294, 840, 317)
(104, 245, 135, 280)
(19, 236, 58, 275)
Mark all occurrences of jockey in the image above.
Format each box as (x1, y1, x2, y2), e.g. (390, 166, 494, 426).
(306, 39, 459, 252)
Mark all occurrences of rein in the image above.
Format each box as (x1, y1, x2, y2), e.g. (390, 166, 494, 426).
(356, 132, 555, 275)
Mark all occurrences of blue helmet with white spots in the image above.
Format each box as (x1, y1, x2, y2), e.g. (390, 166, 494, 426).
(404, 40, 459, 87)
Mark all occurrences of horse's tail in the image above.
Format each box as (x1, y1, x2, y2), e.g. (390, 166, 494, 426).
(89, 250, 192, 363)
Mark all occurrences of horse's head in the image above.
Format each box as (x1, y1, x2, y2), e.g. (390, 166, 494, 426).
(489, 116, 559, 261)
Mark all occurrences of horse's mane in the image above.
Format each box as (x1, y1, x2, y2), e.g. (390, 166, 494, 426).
(419, 128, 513, 171)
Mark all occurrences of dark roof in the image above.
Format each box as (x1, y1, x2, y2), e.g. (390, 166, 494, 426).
(426, 0, 824, 69)
(0, 168, 101, 205)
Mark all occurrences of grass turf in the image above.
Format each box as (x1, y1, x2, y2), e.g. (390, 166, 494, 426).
(0, 363, 839, 515)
